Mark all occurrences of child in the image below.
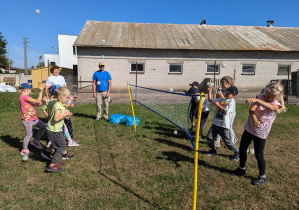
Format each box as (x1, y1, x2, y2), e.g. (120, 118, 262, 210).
(184, 81, 200, 131)
(41, 86, 76, 161)
(18, 83, 46, 156)
(206, 85, 239, 161)
(233, 83, 286, 185)
(214, 76, 238, 147)
(45, 87, 73, 173)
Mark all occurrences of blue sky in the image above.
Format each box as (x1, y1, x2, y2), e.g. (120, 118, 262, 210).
(1, 0, 299, 69)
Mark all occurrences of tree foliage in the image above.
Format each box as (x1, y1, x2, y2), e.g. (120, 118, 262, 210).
(0, 32, 9, 68)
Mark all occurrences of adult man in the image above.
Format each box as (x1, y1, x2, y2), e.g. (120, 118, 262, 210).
(92, 62, 112, 121)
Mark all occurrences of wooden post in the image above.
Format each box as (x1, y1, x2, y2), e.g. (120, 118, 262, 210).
(213, 61, 216, 98)
(135, 62, 138, 104)
(287, 66, 290, 104)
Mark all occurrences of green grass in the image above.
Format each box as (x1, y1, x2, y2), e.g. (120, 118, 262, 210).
(0, 92, 299, 209)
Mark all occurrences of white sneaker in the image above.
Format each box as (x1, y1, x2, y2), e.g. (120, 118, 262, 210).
(68, 141, 79, 147)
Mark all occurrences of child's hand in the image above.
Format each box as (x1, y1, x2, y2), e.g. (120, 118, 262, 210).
(39, 87, 44, 92)
(246, 98, 258, 106)
(74, 95, 80, 99)
(70, 103, 74, 108)
(218, 86, 222, 91)
(254, 120, 263, 127)
(214, 101, 219, 106)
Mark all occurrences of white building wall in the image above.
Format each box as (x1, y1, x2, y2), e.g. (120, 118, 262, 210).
(58, 34, 78, 69)
(77, 48, 299, 91)
(44, 54, 60, 67)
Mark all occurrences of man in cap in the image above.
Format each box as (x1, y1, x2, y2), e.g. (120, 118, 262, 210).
(92, 62, 112, 121)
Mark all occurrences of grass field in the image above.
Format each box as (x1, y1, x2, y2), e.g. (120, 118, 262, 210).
(0, 92, 299, 209)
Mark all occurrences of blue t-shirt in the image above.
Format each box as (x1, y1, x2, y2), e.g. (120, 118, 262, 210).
(92, 70, 112, 92)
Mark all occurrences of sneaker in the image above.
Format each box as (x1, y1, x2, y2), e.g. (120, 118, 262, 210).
(62, 152, 75, 160)
(252, 176, 268, 186)
(41, 151, 52, 161)
(45, 165, 62, 173)
(214, 141, 221, 147)
(231, 152, 240, 161)
(104, 118, 109, 121)
(30, 140, 43, 149)
(20, 150, 34, 156)
(68, 141, 79, 147)
(50, 162, 66, 167)
(95, 118, 101, 121)
(233, 167, 247, 176)
(207, 148, 218, 156)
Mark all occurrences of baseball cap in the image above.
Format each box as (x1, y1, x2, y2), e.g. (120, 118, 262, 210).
(99, 62, 105, 66)
(50, 85, 60, 94)
(20, 83, 34, 91)
(226, 86, 238, 95)
(189, 81, 200, 87)
(187, 87, 198, 94)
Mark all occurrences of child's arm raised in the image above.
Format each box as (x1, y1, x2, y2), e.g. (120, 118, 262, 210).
(207, 86, 213, 103)
(246, 98, 280, 111)
(26, 87, 44, 104)
(54, 109, 72, 122)
(249, 103, 262, 127)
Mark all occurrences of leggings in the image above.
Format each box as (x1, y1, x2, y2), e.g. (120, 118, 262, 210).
(64, 118, 73, 139)
(21, 119, 47, 150)
(239, 130, 266, 176)
(62, 123, 72, 141)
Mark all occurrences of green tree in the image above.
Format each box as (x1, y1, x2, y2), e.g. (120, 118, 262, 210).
(0, 32, 9, 68)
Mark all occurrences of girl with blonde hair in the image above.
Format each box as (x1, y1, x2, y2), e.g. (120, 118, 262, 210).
(233, 82, 286, 185)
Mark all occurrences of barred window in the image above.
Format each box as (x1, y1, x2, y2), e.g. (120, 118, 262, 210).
(130, 63, 144, 73)
(206, 64, 220, 74)
(242, 64, 255, 75)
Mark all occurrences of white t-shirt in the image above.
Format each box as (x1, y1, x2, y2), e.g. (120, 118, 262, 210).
(211, 98, 236, 129)
(195, 96, 210, 112)
(45, 75, 66, 87)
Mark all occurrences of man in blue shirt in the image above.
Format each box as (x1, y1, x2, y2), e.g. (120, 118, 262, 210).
(92, 62, 112, 121)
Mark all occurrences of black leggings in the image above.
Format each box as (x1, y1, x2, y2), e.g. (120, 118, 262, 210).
(64, 118, 73, 139)
(239, 130, 266, 176)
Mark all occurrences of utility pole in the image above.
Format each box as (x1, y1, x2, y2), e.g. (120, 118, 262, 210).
(24, 37, 30, 74)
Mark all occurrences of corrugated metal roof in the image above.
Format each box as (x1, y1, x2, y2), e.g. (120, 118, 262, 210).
(74, 21, 299, 51)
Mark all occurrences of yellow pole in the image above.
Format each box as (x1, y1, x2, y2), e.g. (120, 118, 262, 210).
(192, 92, 204, 210)
(127, 83, 136, 132)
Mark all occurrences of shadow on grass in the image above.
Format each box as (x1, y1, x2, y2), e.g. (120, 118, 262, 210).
(158, 151, 235, 175)
(73, 113, 95, 120)
(99, 172, 160, 209)
(1, 135, 49, 163)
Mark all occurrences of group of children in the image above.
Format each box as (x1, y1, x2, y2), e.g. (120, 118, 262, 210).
(18, 83, 79, 173)
(186, 77, 286, 186)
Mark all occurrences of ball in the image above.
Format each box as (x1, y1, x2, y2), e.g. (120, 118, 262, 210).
(250, 149, 255, 154)
(22, 155, 28, 161)
(97, 81, 101, 85)
(174, 130, 178, 135)
(35, 9, 40, 14)
(169, 88, 173, 92)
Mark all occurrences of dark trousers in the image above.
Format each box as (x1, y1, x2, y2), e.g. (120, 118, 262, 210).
(207, 124, 238, 153)
(46, 130, 66, 164)
(64, 118, 73, 139)
(199, 111, 209, 137)
(239, 130, 266, 176)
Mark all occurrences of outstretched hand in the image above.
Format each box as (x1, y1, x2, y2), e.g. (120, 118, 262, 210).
(246, 98, 258, 106)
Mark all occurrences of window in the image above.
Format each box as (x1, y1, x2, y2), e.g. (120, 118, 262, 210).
(278, 65, 290, 75)
(50, 62, 56, 65)
(130, 63, 144, 73)
(206, 64, 220, 74)
(169, 64, 182, 73)
(73, 46, 77, 55)
(242, 64, 255, 75)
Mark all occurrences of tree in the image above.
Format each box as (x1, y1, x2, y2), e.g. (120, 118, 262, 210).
(0, 32, 9, 68)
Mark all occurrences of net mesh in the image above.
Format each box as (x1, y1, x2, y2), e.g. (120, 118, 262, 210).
(129, 84, 196, 147)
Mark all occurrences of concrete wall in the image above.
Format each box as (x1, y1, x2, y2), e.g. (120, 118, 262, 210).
(77, 47, 299, 91)
(0, 73, 32, 86)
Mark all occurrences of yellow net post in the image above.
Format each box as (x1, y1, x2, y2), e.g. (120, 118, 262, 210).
(127, 83, 136, 132)
(192, 92, 204, 210)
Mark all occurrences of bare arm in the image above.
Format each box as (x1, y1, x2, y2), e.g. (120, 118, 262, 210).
(106, 80, 112, 97)
(249, 103, 262, 127)
(54, 109, 71, 122)
(26, 87, 44, 104)
(207, 86, 213, 103)
(246, 98, 280, 111)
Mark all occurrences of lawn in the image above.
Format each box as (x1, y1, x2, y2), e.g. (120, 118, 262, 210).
(0, 92, 298, 209)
